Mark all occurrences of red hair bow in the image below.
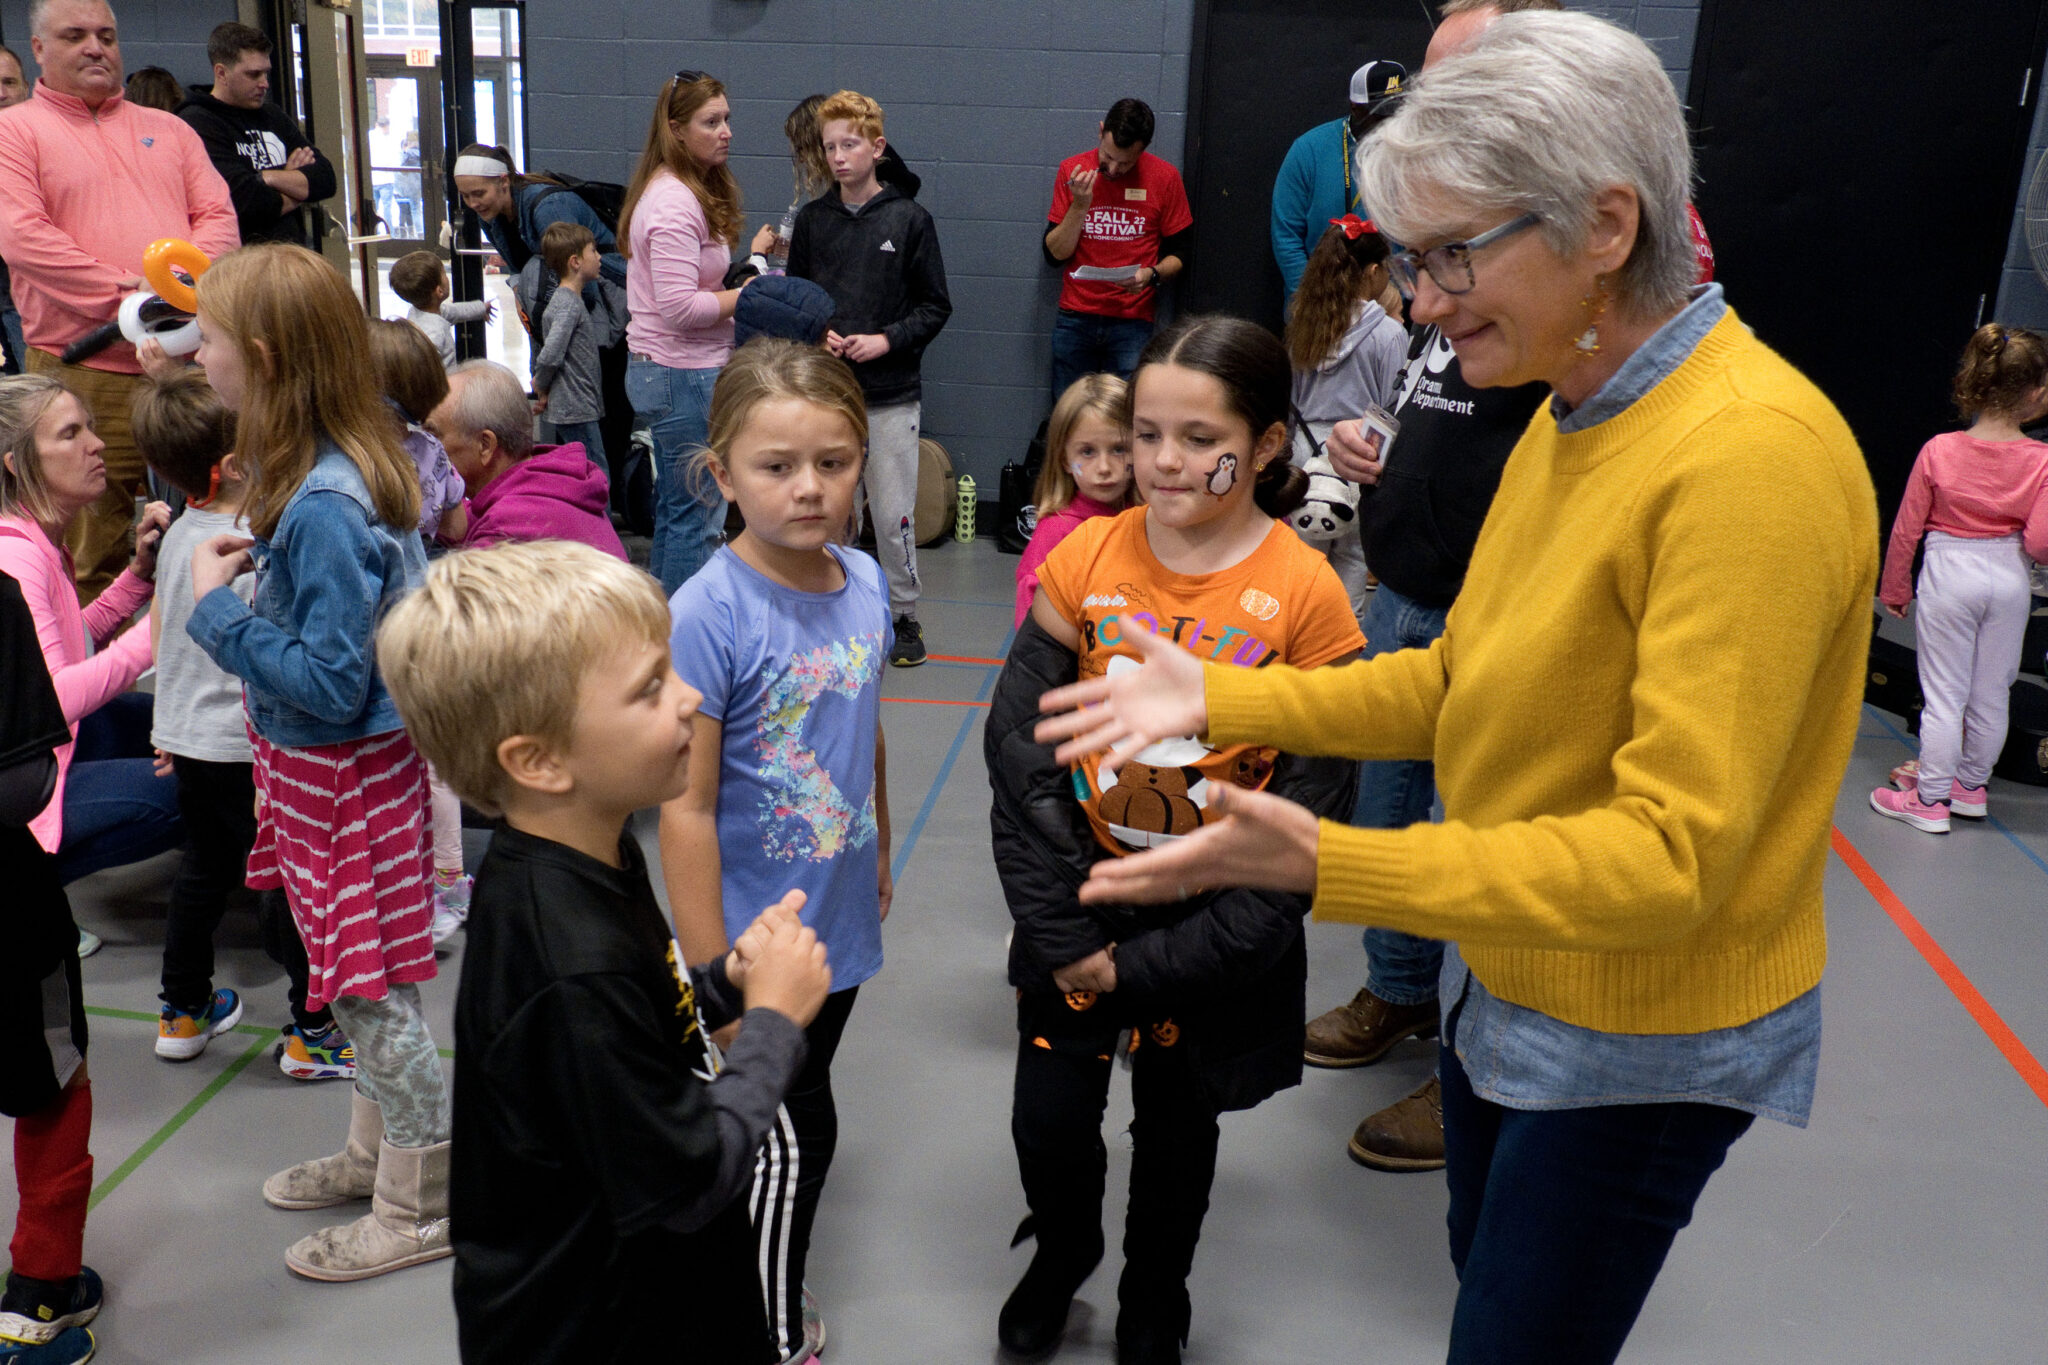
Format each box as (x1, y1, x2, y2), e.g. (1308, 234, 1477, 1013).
(1329, 214, 1379, 239)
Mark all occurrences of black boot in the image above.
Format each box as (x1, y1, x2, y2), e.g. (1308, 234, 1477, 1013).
(999, 1213, 1105, 1358)
(1113, 1279, 1190, 1365)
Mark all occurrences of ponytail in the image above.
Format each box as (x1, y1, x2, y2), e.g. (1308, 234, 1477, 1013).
(1954, 322, 2048, 422)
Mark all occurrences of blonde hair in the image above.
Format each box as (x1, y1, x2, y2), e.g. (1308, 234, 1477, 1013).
(196, 244, 420, 540)
(619, 72, 743, 253)
(378, 540, 671, 817)
(816, 89, 884, 143)
(0, 374, 81, 528)
(1033, 374, 1132, 517)
(692, 338, 868, 505)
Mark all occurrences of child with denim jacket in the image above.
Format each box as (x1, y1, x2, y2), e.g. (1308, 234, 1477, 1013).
(184, 244, 449, 1284)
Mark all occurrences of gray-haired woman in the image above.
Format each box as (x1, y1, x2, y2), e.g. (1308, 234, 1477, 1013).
(1035, 13, 1877, 1361)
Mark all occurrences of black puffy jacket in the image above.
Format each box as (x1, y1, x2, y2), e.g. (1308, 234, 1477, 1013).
(985, 617, 1358, 1113)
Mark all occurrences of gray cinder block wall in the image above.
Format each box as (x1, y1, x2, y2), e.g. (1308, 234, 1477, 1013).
(1998, 60, 2048, 331)
(526, 0, 1195, 486)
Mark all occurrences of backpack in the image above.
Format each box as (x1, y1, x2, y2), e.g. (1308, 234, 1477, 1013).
(536, 171, 625, 234)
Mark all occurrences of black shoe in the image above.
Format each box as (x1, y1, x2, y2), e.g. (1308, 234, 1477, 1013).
(0, 1266, 102, 1346)
(1115, 1287, 1190, 1365)
(998, 1221, 1102, 1360)
(890, 614, 927, 667)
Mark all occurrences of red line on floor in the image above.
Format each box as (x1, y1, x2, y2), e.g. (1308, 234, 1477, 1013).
(882, 696, 991, 708)
(1830, 825, 2048, 1108)
(927, 653, 1005, 666)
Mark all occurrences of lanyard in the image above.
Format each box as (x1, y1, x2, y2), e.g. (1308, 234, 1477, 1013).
(1342, 122, 1363, 215)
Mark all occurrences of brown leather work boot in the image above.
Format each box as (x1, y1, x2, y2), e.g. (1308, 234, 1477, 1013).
(1304, 987, 1438, 1067)
(1346, 1075, 1445, 1172)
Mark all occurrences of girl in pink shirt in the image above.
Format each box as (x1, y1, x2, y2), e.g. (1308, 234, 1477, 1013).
(1014, 374, 1136, 628)
(1873, 324, 2048, 831)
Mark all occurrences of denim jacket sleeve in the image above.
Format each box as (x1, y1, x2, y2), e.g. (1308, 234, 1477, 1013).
(187, 489, 385, 726)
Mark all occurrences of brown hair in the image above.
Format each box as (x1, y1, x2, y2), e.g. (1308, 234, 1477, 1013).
(1285, 223, 1393, 371)
(1131, 316, 1309, 519)
(452, 142, 561, 199)
(0, 375, 81, 528)
(815, 89, 884, 143)
(133, 369, 236, 501)
(367, 318, 451, 425)
(618, 73, 743, 254)
(1954, 324, 2048, 423)
(195, 244, 420, 539)
(540, 220, 596, 280)
(1034, 374, 1133, 517)
(388, 250, 446, 311)
(785, 94, 832, 201)
(123, 66, 183, 112)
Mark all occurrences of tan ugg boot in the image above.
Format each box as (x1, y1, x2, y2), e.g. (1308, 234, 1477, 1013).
(283, 1137, 452, 1282)
(263, 1087, 381, 1210)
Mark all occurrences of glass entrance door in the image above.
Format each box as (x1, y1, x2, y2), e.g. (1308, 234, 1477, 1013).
(363, 58, 445, 258)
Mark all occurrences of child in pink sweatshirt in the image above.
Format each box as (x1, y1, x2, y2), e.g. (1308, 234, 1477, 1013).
(1014, 374, 1135, 629)
(1872, 324, 2048, 832)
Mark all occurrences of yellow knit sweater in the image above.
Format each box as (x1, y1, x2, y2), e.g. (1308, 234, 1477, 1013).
(1206, 310, 1877, 1033)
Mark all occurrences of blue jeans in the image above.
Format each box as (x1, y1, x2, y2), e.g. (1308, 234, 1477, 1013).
(628, 357, 725, 596)
(1353, 582, 1450, 1006)
(548, 418, 607, 473)
(56, 693, 184, 885)
(1440, 1033, 1753, 1363)
(0, 296, 23, 375)
(1050, 309, 1153, 401)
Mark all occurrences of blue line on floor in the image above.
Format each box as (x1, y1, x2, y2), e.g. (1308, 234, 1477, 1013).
(920, 595, 1013, 608)
(891, 623, 1015, 884)
(1862, 705, 2048, 882)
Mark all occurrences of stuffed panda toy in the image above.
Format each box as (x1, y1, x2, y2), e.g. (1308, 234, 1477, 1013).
(1288, 444, 1360, 545)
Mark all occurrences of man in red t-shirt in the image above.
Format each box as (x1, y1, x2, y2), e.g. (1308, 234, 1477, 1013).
(1042, 98, 1193, 400)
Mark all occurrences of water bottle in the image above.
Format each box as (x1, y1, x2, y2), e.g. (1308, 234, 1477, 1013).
(955, 474, 976, 543)
(766, 203, 798, 274)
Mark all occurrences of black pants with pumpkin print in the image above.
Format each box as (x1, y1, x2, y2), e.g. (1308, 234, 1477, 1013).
(1010, 987, 1222, 1339)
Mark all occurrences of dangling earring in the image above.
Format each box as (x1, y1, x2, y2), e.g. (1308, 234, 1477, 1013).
(1573, 280, 1610, 358)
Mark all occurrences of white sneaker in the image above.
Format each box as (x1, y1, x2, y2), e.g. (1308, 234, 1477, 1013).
(77, 928, 102, 959)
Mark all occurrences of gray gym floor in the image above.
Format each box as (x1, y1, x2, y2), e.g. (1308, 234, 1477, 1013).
(9, 539, 2045, 1363)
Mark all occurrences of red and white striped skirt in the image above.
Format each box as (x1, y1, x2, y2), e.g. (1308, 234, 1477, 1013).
(246, 727, 436, 1010)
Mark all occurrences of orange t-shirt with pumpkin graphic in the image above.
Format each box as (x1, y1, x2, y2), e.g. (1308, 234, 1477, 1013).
(1037, 507, 1365, 856)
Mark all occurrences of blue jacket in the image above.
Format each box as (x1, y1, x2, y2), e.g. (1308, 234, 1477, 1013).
(1270, 117, 1365, 302)
(188, 446, 427, 748)
(483, 181, 626, 289)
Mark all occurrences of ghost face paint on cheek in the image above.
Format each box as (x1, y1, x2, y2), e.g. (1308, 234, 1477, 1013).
(1064, 411, 1132, 505)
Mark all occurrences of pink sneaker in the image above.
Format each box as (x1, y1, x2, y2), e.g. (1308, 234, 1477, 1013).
(1951, 783, 1988, 819)
(1888, 759, 1920, 791)
(1870, 785, 1950, 833)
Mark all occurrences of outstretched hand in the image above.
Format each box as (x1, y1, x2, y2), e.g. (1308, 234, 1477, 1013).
(1034, 624, 1208, 781)
(1077, 783, 1321, 906)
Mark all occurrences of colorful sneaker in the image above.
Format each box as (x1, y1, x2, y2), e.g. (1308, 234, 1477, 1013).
(1869, 784, 1951, 833)
(889, 614, 926, 668)
(155, 989, 244, 1061)
(1951, 783, 1989, 819)
(0, 1266, 101, 1347)
(1888, 758, 1920, 791)
(276, 1023, 356, 1081)
(802, 1284, 826, 1358)
(0, 1327, 94, 1363)
(430, 874, 473, 946)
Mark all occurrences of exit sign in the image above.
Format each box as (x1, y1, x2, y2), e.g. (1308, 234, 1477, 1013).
(405, 47, 436, 67)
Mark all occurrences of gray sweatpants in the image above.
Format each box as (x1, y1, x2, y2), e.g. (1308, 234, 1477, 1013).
(861, 399, 922, 618)
(1913, 531, 2033, 802)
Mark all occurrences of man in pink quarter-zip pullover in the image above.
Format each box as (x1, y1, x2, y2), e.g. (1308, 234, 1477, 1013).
(0, 0, 238, 602)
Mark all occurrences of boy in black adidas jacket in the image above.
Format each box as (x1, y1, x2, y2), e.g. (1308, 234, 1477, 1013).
(787, 89, 951, 668)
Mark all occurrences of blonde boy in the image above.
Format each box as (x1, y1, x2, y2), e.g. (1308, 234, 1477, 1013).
(378, 540, 830, 1365)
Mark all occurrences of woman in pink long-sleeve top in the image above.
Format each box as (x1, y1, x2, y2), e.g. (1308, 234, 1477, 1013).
(619, 69, 776, 596)
(0, 375, 180, 890)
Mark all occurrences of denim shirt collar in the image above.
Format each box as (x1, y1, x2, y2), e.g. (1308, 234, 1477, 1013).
(1551, 282, 1725, 434)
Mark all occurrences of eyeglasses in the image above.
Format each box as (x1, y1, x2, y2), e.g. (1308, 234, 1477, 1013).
(1386, 212, 1541, 299)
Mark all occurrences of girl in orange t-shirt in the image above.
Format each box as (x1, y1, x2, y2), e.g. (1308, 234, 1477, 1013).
(994, 315, 1361, 1361)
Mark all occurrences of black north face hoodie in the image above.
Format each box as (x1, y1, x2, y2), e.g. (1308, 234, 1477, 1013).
(176, 87, 336, 245)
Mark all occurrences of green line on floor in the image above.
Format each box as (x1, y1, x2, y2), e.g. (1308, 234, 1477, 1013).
(85, 1028, 272, 1214)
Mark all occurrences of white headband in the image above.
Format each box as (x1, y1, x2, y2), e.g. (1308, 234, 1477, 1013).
(452, 155, 511, 178)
